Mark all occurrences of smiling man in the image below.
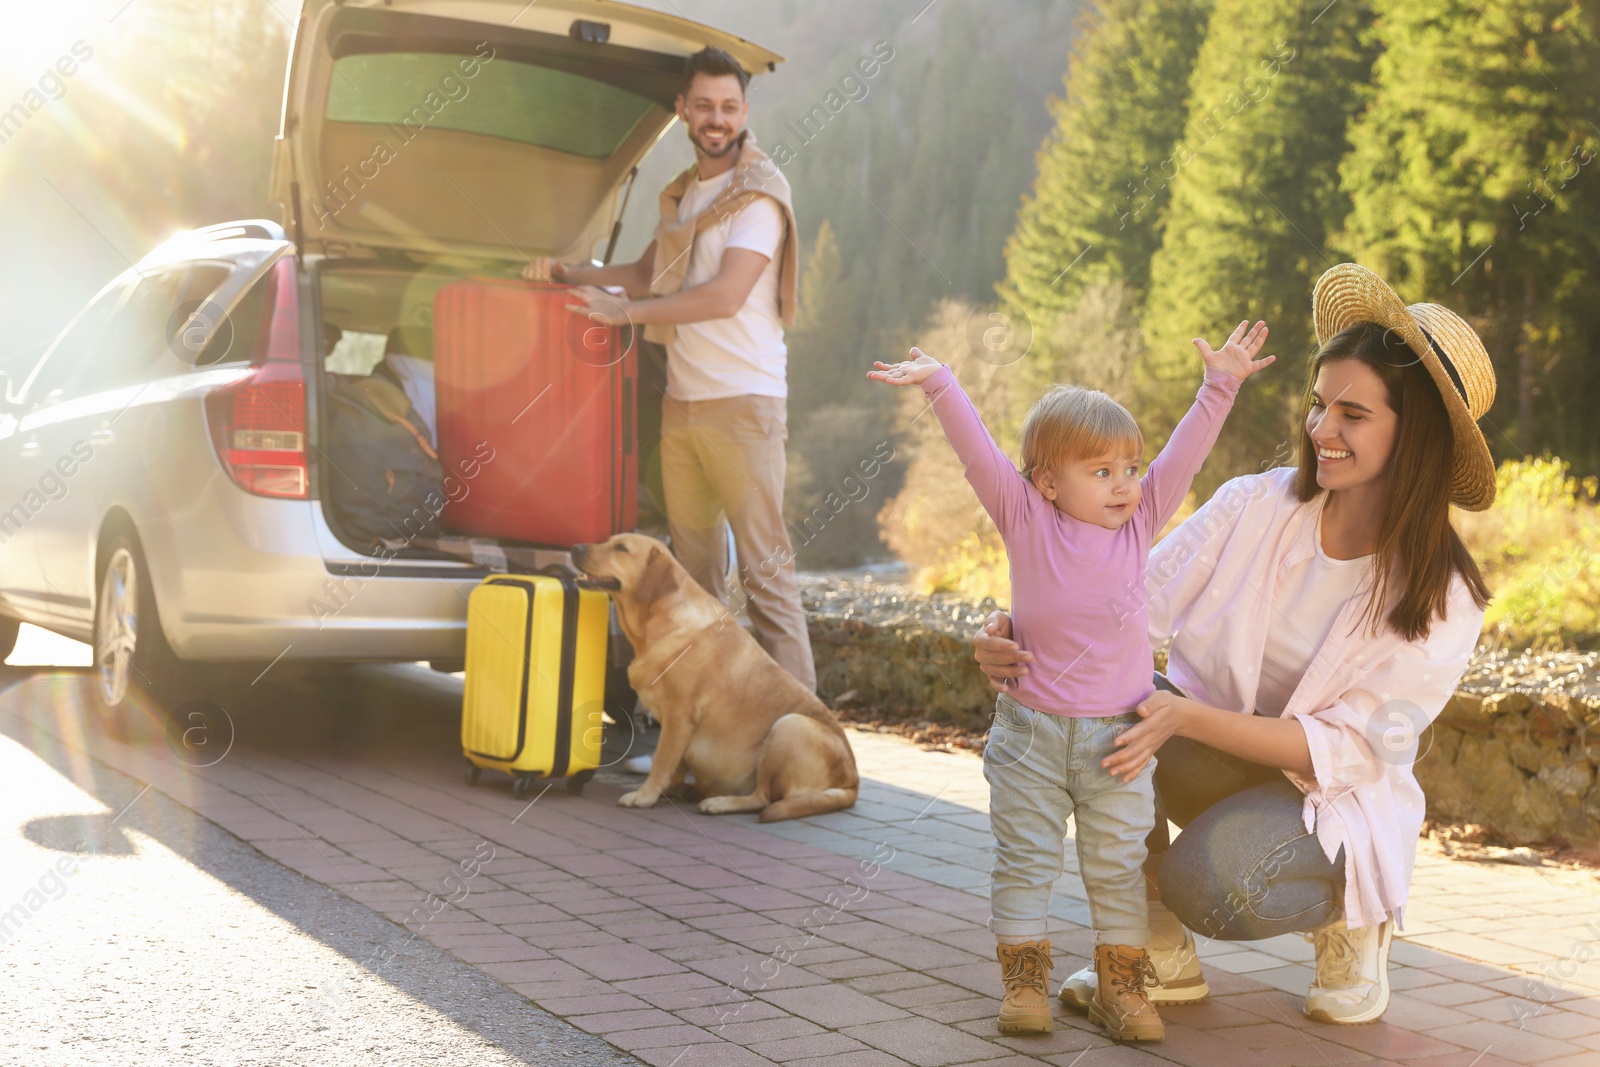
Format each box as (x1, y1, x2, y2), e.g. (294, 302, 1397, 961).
(523, 48, 812, 695)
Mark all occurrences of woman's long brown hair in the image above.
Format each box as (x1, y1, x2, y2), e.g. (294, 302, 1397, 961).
(1294, 323, 1491, 641)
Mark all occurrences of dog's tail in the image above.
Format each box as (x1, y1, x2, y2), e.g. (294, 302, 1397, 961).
(758, 787, 858, 823)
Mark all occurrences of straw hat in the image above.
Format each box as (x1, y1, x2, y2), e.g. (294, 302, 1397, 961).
(1311, 263, 1498, 511)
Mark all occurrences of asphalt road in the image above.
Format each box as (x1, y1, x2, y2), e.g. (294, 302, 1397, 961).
(0, 626, 642, 1067)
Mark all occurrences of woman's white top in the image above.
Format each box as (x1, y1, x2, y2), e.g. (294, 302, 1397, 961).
(1254, 526, 1372, 717)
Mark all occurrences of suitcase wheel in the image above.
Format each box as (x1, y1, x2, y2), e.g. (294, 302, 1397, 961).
(466, 763, 481, 787)
(566, 770, 595, 796)
(511, 774, 535, 800)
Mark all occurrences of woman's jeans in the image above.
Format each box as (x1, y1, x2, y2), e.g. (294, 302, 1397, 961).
(1146, 674, 1345, 940)
(984, 692, 1154, 945)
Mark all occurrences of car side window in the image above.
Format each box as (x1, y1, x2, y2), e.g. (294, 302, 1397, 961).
(196, 264, 274, 367)
(163, 263, 238, 369)
(34, 267, 199, 407)
(25, 282, 129, 408)
(114, 266, 208, 385)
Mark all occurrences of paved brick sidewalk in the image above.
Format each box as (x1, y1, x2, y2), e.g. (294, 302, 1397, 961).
(5, 669, 1599, 1067)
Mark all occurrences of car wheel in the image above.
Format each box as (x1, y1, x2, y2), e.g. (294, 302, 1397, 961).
(93, 533, 183, 727)
(0, 614, 18, 663)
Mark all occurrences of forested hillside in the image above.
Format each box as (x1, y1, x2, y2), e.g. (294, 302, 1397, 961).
(882, 0, 1600, 645)
(994, 0, 1600, 489)
(614, 1, 1079, 566)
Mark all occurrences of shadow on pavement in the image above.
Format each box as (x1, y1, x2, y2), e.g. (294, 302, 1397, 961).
(0, 662, 642, 1067)
(22, 812, 137, 856)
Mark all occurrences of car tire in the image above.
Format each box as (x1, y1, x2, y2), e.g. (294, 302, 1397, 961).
(0, 614, 19, 664)
(93, 532, 186, 731)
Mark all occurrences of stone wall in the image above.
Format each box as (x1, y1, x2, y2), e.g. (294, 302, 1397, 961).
(802, 578, 1600, 849)
(1417, 656, 1600, 849)
(803, 576, 997, 731)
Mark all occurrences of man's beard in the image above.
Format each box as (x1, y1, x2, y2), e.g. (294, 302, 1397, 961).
(688, 121, 742, 159)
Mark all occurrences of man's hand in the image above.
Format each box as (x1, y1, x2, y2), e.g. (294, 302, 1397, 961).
(565, 285, 632, 327)
(1102, 689, 1191, 782)
(972, 610, 1031, 692)
(1194, 319, 1274, 381)
(868, 347, 943, 387)
(521, 257, 568, 283)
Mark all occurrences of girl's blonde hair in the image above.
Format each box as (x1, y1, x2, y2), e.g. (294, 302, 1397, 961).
(1018, 385, 1143, 479)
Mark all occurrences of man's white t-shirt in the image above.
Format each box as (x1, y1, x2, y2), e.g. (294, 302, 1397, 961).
(664, 169, 788, 402)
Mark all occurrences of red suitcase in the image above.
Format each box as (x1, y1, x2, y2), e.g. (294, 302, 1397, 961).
(433, 278, 636, 546)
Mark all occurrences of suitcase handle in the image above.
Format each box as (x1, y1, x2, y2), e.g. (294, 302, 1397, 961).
(538, 562, 620, 592)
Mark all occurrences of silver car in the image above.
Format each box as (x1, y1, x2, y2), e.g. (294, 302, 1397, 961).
(0, 0, 780, 717)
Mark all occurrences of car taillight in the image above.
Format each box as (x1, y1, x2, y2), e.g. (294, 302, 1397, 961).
(205, 256, 308, 498)
(207, 362, 307, 498)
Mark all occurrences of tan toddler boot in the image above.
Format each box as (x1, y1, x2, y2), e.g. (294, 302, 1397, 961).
(996, 939, 1053, 1034)
(1059, 898, 1208, 1007)
(1088, 944, 1164, 1042)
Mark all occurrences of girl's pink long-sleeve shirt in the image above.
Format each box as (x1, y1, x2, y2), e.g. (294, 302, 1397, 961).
(921, 363, 1241, 717)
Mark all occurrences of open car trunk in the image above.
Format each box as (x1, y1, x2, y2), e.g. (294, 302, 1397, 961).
(279, 0, 780, 559)
(272, 0, 782, 264)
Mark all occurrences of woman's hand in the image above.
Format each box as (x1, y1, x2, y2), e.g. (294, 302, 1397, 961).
(1194, 319, 1274, 381)
(972, 611, 1032, 692)
(565, 285, 631, 326)
(868, 347, 942, 387)
(1103, 690, 1192, 782)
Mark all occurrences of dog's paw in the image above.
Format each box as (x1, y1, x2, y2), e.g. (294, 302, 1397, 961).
(618, 789, 659, 809)
(697, 795, 762, 815)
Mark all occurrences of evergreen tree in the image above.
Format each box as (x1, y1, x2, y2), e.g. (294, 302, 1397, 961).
(1141, 0, 1377, 483)
(999, 0, 1212, 331)
(1338, 0, 1600, 467)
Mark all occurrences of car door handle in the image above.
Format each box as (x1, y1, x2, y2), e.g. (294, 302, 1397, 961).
(18, 440, 40, 458)
(90, 429, 115, 445)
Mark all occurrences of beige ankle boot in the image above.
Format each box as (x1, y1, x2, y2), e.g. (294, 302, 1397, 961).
(996, 939, 1053, 1034)
(1303, 916, 1393, 1024)
(1088, 944, 1164, 1042)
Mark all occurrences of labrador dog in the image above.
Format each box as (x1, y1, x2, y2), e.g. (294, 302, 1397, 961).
(573, 533, 858, 822)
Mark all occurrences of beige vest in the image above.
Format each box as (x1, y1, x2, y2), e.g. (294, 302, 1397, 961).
(645, 131, 799, 345)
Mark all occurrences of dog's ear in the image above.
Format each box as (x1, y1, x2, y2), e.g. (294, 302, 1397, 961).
(631, 544, 682, 606)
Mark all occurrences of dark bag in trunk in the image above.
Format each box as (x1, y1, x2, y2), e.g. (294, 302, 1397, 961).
(325, 373, 444, 547)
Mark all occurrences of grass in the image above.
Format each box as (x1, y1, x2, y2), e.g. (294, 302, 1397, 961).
(1457, 457, 1600, 650)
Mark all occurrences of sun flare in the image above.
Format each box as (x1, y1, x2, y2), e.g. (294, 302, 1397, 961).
(0, 5, 105, 84)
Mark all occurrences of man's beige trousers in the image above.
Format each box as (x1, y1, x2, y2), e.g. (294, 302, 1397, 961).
(659, 393, 816, 690)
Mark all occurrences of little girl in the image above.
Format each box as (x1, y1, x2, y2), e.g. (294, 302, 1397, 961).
(868, 321, 1273, 1042)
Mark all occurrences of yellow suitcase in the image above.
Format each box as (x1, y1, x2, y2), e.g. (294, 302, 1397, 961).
(461, 572, 609, 798)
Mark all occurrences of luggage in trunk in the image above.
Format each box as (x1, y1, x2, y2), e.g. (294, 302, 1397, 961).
(324, 373, 444, 547)
(433, 278, 636, 547)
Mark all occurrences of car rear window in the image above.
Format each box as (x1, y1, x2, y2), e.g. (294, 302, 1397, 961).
(325, 52, 654, 159)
